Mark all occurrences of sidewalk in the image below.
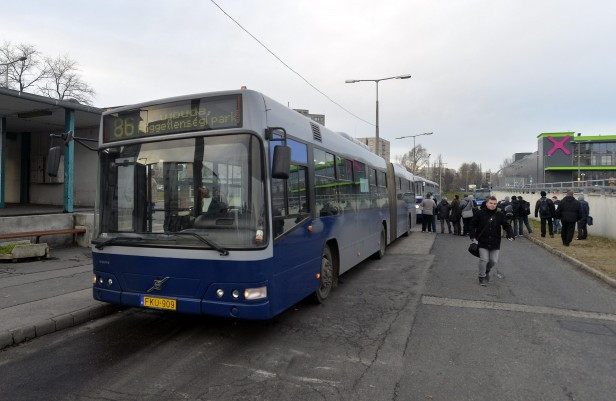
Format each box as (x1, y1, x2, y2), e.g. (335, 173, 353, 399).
(0, 246, 119, 349)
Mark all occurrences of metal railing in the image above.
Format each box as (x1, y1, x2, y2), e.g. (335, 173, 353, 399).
(494, 178, 616, 194)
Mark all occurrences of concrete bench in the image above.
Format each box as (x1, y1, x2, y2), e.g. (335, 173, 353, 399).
(0, 228, 86, 244)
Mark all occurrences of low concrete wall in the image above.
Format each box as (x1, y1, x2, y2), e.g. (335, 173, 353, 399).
(0, 213, 92, 247)
(493, 190, 616, 240)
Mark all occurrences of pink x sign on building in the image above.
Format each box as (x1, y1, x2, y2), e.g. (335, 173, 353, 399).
(546, 135, 572, 156)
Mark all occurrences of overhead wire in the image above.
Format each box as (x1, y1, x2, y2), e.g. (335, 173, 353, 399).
(209, 0, 375, 127)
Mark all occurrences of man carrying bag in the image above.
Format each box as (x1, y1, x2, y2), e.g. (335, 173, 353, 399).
(469, 196, 515, 286)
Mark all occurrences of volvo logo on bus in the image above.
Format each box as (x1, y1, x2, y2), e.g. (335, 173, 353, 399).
(147, 277, 170, 293)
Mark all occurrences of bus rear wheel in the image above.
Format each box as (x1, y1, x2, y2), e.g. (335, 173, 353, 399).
(403, 216, 411, 237)
(373, 226, 386, 259)
(312, 245, 334, 303)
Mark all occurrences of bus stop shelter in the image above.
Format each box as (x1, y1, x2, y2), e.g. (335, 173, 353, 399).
(0, 87, 103, 215)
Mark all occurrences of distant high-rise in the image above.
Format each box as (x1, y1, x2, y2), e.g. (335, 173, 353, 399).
(293, 109, 325, 126)
(356, 137, 390, 161)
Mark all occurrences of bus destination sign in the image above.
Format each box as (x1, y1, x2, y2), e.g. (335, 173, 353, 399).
(102, 95, 242, 143)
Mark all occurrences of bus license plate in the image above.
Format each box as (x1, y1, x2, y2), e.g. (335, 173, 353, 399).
(141, 296, 177, 311)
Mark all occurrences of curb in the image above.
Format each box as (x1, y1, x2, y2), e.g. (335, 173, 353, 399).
(1, 304, 122, 350)
(525, 234, 616, 289)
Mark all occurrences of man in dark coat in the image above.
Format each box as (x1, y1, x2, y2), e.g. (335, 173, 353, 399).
(437, 198, 452, 234)
(450, 194, 462, 235)
(534, 191, 556, 238)
(470, 196, 515, 286)
(511, 195, 520, 236)
(555, 191, 582, 246)
(577, 195, 590, 240)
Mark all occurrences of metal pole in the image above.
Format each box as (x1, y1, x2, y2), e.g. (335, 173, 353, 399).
(413, 136, 416, 174)
(375, 81, 380, 157)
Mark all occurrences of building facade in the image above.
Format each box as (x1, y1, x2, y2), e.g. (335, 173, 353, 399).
(496, 132, 616, 186)
(356, 137, 390, 161)
(293, 109, 325, 126)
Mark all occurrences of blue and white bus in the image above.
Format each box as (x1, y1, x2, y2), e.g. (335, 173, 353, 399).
(87, 89, 413, 319)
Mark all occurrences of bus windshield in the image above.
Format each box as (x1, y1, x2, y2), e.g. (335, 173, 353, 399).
(97, 133, 266, 249)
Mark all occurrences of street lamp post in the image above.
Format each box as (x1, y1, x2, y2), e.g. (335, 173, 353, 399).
(439, 162, 447, 192)
(346, 74, 411, 157)
(395, 132, 433, 174)
(1, 56, 27, 89)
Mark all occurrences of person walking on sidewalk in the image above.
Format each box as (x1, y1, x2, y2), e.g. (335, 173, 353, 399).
(577, 195, 590, 240)
(517, 195, 533, 236)
(552, 195, 562, 234)
(469, 196, 515, 286)
(450, 194, 462, 235)
(421, 195, 437, 233)
(555, 191, 582, 246)
(534, 191, 556, 238)
(437, 197, 452, 234)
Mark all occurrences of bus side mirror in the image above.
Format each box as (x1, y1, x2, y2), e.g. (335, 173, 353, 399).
(47, 146, 62, 177)
(272, 145, 291, 179)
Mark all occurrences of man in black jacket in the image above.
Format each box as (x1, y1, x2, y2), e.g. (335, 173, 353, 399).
(470, 196, 515, 286)
(555, 191, 582, 246)
(534, 191, 556, 238)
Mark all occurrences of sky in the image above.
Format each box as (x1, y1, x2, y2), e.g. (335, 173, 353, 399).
(2, 0, 616, 171)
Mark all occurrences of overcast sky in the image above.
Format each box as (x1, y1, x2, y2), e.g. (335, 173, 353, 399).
(3, 0, 616, 171)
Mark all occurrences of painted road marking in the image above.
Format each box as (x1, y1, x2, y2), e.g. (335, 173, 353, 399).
(422, 296, 616, 322)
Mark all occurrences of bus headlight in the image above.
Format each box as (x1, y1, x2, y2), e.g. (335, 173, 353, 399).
(244, 286, 267, 300)
(415, 204, 420, 209)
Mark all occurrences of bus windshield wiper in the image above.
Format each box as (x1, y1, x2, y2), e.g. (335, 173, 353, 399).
(163, 231, 229, 256)
(94, 235, 144, 250)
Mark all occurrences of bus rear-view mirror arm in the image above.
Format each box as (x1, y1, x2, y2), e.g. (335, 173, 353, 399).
(266, 127, 291, 180)
(47, 132, 99, 177)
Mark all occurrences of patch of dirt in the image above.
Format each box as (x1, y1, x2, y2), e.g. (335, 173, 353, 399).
(528, 219, 616, 280)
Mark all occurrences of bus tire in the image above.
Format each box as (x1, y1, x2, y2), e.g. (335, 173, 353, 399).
(403, 216, 410, 237)
(312, 245, 334, 303)
(373, 226, 386, 259)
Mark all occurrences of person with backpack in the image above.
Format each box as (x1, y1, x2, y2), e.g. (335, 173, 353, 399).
(461, 195, 477, 236)
(511, 195, 520, 236)
(517, 195, 533, 236)
(534, 191, 556, 238)
(577, 195, 590, 240)
(469, 196, 515, 286)
(498, 196, 513, 237)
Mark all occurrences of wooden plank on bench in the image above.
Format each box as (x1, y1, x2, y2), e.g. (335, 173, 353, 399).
(0, 228, 86, 243)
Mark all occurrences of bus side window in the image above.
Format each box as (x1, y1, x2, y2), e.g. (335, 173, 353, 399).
(314, 148, 338, 216)
(337, 156, 354, 213)
(368, 167, 377, 209)
(377, 170, 388, 208)
(272, 165, 309, 238)
(353, 160, 368, 210)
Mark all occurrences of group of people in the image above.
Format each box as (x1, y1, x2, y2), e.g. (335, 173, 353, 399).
(420, 193, 474, 235)
(421, 191, 592, 286)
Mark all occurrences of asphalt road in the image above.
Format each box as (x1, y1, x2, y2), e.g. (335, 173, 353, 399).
(1, 233, 615, 401)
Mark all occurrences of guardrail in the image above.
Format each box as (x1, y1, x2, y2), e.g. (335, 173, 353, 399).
(494, 179, 616, 194)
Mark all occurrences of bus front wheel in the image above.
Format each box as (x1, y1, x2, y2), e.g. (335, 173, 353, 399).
(312, 245, 334, 303)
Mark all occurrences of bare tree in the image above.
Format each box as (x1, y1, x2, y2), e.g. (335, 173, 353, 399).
(400, 144, 430, 174)
(0, 42, 48, 91)
(38, 54, 95, 105)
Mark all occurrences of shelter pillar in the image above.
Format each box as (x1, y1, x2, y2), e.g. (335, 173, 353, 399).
(64, 109, 74, 212)
(1, 116, 5, 208)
